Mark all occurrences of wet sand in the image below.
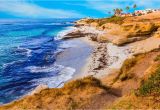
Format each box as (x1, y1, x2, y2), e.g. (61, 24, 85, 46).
(55, 38, 93, 80)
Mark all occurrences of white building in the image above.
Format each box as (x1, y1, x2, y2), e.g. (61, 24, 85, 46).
(134, 9, 160, 16)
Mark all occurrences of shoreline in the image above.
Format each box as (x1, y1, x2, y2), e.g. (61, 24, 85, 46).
(55, 37, 94, 81)
(65, 25, 160, 80)
(1, 12, 160, 109)
(67, 26, 133, 80)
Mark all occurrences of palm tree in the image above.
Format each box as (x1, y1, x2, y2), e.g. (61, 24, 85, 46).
(133, 4, 137, 9)
(113, 8, 123, 16)
(133, 4, 137, 15)
(126, 6, 130, 12)
(119, 8, 123, 15)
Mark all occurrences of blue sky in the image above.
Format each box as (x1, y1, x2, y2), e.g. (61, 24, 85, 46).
(0, 0, 160, 19)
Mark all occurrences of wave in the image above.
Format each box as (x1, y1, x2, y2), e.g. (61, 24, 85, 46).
(28, 63, 76, 88)
(54, 26, 77, 40)
(16, 46, 32, 57)
(44, 22, 73, 26)
(25, 64, 64, 73)
(3, 60, 25, 69)
(58, 40, 78, 49)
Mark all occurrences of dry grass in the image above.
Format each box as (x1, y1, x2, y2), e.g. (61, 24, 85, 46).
(108, 93, 160, 109)
(97, 16, 125, 26)
(0, 76, 109, 110)
(137, 65, 160, 96)
(154, 54, 160, 61)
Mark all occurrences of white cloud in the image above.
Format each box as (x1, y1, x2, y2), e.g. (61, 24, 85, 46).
(0, 0, 84, 18)
(86, 0, 160, 14)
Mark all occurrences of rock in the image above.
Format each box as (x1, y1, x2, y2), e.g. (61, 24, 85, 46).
(122, 22, 158, 37)
(90, 22, 99, 27)
(90, 34, 98, 41)
(97, 35, 109, 43)
(153, 28, 160, 38)
(63, 30, 88, 39)
(113, 36, 147, 46)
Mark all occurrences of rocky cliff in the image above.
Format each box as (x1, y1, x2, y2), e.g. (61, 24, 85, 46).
(76, 12, 160, 45)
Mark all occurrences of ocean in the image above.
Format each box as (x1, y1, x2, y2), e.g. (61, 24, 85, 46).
(0, 19, 92, 104)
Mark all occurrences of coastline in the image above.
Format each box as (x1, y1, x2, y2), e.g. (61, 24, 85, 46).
(55, 37, 94, 81)
(64, 24, 160, 80)
(1, 12, 160, 109)
(66, 26, 132, 80)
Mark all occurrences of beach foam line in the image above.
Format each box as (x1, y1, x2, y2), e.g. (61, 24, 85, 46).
(25, 63, 64, 73)
(55, 26, 77, 40)
(3, 60, 25, 69)
(16, 46, 32, 57)
(44, 22, 73, 26)
(29, 64, 76, 88)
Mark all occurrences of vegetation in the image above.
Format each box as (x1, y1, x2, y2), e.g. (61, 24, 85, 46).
(154, 54, 160, 61)
(138, 65, 160, 96)
(118, 58, 137, 81)
(97, 16, 125, 26)
(133, 4, 137, 9)
(63, 76, 106, 90)
(126, 6, 130, 12)
(0, 76, 109, 110)
(115, 54, 145, 81)
(113, 8, 123, 16)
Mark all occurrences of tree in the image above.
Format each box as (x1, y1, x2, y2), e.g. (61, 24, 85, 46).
(133, 4, 137, 9)
(126, 6, 130, 12)
(133, 4, 137, 15)
(113, 8, 123, 16)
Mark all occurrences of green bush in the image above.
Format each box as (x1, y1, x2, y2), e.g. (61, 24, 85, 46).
(97, 16, 125, 26)
(138, 66, 160, 96)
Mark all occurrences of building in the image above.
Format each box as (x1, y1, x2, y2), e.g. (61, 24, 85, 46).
(134, 9, 160, 16)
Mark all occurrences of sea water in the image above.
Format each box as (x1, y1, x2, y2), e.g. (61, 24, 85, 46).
(0, 19, 84, 104)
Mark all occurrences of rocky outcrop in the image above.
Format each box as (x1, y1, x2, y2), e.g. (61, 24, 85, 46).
(75, 14, 160, 45)
(62, 30, 90, 40)
(122, 22, 158, 37)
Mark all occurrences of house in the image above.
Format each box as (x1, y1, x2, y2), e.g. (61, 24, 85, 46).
(134, 9, 160, 16)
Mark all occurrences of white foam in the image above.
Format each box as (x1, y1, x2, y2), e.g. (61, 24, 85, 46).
(30, 64, 75, 88)
(55, 26, 77, 40)
(25, 64, 64, 73)
(17, 46, 32, 57)
(3, 60, 25, 68)
(58, 40, 78, 49)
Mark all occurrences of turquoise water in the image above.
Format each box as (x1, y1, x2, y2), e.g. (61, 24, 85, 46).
(0, 19, 78, 104)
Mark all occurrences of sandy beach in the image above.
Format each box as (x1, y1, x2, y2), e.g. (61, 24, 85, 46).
(59, 26, 133, 80)
(62, 25, 160, 80)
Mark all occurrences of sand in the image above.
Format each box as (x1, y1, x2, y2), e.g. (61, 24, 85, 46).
(70, 26, 160, 80)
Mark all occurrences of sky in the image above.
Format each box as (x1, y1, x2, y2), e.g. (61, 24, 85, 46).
(0, 0, 160, 19)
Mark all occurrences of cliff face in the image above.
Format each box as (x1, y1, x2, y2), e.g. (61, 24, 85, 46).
(76, 13, 160, 45)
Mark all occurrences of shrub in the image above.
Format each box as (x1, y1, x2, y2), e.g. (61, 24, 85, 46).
(118, 58, 137, 81)
(138, 66, 160, 96)
(97, 16, 125, 26)
(63, 76, 104, 90)
(154, 55, 160, 61)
